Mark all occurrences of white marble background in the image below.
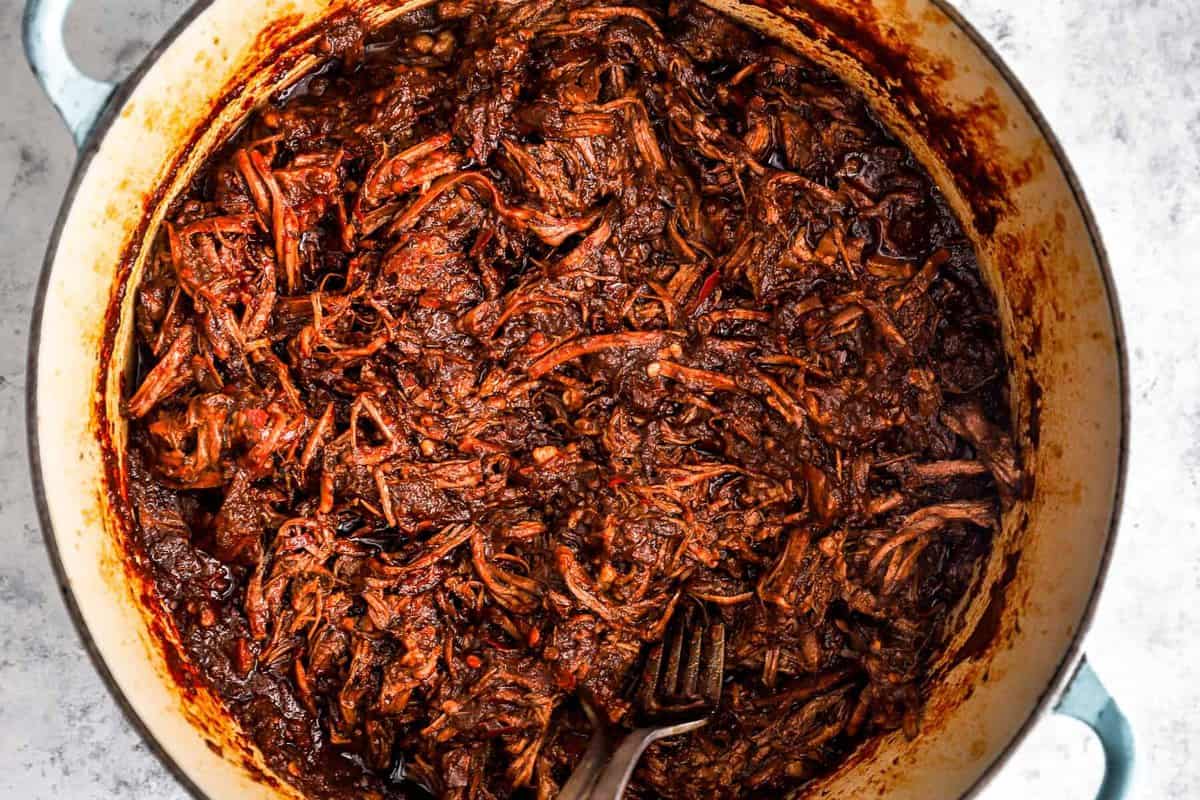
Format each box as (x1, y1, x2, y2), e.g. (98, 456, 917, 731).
(1, 0, 1196, 797)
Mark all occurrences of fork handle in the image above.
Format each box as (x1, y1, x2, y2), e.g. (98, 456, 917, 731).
(585, 721, 708, 799)
(558, 728, 612, 800)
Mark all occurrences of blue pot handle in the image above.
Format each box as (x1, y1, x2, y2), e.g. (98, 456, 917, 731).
(1054, 656, 1135, 799)
(22, 0, 117, 148)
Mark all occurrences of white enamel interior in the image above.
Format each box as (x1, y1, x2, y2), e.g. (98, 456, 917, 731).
(30, 0, 1123, 797)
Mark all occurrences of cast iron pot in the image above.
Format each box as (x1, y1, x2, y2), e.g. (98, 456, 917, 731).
(24, 0, 1133, 797)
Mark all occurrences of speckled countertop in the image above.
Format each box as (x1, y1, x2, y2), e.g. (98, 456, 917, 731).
(1, 1, 1196, 798)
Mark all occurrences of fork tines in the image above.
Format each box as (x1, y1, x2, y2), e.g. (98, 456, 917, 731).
(639, 606, 726, 720)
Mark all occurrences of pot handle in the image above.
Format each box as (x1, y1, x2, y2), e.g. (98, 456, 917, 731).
(22, 0, 117, 148)
(1054, 657, 1134, 800)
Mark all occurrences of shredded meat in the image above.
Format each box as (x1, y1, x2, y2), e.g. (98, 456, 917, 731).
(125, 1, 1019, 798)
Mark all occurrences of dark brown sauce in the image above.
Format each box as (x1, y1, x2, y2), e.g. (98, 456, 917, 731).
(122, 2, 1019, 797)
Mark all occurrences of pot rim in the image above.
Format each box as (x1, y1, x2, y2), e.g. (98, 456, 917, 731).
(24, 2, 1130, 798)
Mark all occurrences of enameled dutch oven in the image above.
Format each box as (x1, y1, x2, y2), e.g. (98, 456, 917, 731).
(23, 0, 1133, 797)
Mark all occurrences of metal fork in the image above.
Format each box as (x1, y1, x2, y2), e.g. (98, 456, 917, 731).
(560, 607, 726, 800)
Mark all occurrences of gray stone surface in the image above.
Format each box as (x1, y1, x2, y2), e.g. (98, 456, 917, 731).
(0, 0, 1195, 797)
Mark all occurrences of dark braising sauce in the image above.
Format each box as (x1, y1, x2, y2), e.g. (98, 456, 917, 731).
(124, 1, 1020, 797)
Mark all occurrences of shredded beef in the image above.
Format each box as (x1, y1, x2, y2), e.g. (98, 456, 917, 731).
(125, 1, 1018, 797)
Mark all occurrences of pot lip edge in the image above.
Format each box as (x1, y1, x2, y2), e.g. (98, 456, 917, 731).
(23, 1, 1131, 798)
(26, 1, 218, 798)
(924, 0, 1130, 793)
